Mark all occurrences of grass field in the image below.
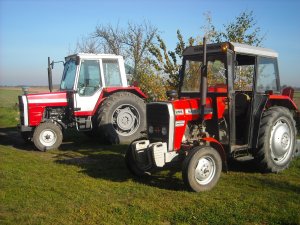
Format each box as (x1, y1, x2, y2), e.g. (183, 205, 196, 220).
(0, 88, 300, 225)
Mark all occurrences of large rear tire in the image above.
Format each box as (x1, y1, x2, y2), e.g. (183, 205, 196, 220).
(33, 122, 63, 151)
(254, 107, 296, 173)
(182, 146, 222, 192)
(96, 92, 146, 144)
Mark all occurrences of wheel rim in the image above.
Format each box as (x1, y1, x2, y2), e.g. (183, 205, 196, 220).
(194, 156, 216, 185)
(39, 129, 57, 147)
(111, 104, 140, 136)
(269, 118, 294, 165)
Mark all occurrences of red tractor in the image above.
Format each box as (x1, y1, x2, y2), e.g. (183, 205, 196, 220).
(18, 53, 147, 151)
(125, 38, 300, 192)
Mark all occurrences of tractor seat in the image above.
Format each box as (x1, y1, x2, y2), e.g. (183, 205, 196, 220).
(235, 92, 250, 117)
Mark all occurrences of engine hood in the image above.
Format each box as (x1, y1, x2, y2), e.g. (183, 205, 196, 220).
(26, 91, 68, 107)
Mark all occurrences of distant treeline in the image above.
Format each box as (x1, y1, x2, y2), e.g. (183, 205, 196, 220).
(1, 85, 300, 91)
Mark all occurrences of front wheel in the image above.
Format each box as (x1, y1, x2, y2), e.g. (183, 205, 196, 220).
(182, 146, 222, 192)
(33, 122, 63, 151)
(125, 141, 151, 177)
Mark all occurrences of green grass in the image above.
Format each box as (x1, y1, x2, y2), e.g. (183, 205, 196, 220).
(0, 89, 21, 128)
(294, 92, 300, 109)
(0, 88, 300, 225)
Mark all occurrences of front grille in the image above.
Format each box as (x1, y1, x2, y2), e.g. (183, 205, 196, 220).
(18, 96, 24, 125)
(147, 103, 170, 143)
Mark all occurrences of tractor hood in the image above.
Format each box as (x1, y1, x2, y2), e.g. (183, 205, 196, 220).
(20, 91, 68, 126)
(26, 91, 68, 107)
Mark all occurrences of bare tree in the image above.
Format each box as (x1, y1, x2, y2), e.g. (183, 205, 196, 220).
(122, 22, 158, 79)
(93, 23, 124, 55)
(92, 21, 158, 80)
(74, 35, 101, 54)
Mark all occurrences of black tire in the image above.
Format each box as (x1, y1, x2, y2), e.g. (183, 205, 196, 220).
(182, 146, 222, 192)
(254, 106, 296, 173)
(125, 141, 151, 177)
(33, 122, 63, 151)
(96, 92, 146, 144)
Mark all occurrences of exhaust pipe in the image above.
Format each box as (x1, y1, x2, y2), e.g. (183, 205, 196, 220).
(200, 37, 207, 121)
(48, 57, 53, 93)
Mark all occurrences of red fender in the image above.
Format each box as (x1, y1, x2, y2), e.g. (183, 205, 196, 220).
(202, 137, 227, 163)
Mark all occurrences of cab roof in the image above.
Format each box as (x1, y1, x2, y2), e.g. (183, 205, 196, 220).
(183, 42, 278, 58)
(65, 53, 123, 61)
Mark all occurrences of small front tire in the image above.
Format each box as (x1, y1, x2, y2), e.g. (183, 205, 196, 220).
(125, 141, 151, 177)
(182, 146, 222, 192)
(33, 122, 63, 151)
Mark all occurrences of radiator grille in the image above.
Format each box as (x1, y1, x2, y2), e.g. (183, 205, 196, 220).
(18, 96, 25, 125)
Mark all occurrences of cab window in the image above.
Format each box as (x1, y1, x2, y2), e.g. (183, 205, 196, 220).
(103, 59, 122, 86)
(77, 60, 101, 96)
(256, 57, 279, 92)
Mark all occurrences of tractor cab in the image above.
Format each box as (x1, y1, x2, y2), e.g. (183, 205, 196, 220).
(125, 39, 299, 192)
(180, 42, 285, 154)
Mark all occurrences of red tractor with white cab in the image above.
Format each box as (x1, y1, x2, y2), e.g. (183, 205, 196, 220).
(18, 53, 147, 151)
(125, 38, 300, 192)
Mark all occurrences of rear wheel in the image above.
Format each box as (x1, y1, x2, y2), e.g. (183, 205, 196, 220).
(33, 122, 63, 151)
(96, 92, 146, 144)
(182, 146, 222, 192)
(255, 107, 296, 172)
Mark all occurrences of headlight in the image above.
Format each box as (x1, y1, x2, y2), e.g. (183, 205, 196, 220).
(161, 126, 167, 135)
(148, 125, 154, 134)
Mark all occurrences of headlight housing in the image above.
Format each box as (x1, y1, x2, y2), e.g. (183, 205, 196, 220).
(148, 125, 154, 134)
(161, 126, 167, 135)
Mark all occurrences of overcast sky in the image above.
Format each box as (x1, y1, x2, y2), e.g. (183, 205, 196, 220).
(0, 0, 300, 87)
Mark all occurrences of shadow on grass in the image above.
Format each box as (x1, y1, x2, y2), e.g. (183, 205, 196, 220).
(227, 157, 260, 173)
(54, 143, 186, 191)
(2, 126, 297, 192)
(0, 126, 33, 150)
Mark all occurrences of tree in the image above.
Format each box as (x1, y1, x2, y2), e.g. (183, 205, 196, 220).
(93, 22, 158, 82)
(74, 35, 101, 53)
(74, 22, 163, 99)
(149, 30, 195, 90)
(211, 10, 265, 89)
(150, 10, 265, 91)
(210, 10, 265, 46)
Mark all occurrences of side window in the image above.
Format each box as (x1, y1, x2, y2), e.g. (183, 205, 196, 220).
(102, 59, 122, 86)
(234, 55, 255, 91)
(78, 60, 101, 96)
(256, 57, 279, 92)
(181, 60, 202, 92)
(207, 59, 226, 87)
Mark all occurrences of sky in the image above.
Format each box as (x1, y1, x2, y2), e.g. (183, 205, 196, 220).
(0, 0, 300, 87)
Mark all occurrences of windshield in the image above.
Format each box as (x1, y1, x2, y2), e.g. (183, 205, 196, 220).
(181, 54, 226, 92)
(60, 60, 77, 90)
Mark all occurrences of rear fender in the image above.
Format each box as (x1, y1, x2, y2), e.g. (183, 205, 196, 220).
(267, 95, 298, 111)
(103, 87, 147, 99)
(267, 95, 299, 130)
(91, 87, 147, 115)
